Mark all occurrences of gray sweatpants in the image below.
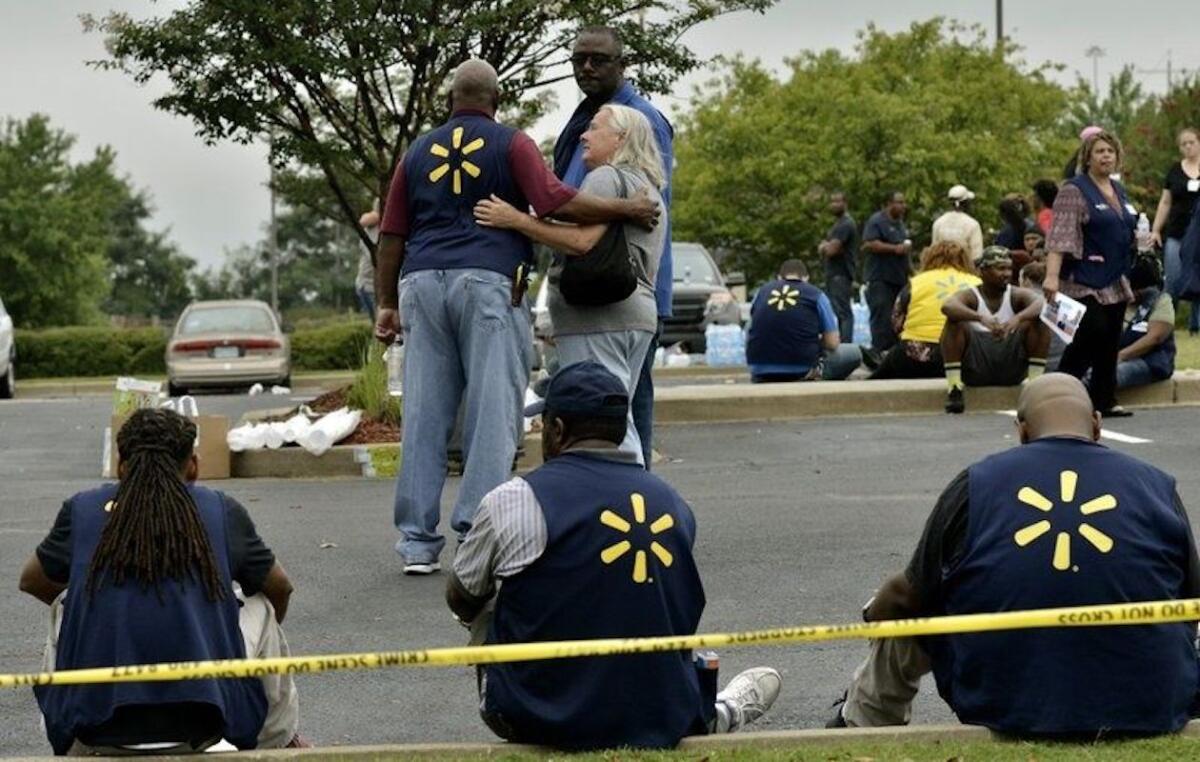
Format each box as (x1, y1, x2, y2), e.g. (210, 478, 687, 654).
(555, 329, 654, 466)
(46, 589, 300, 753)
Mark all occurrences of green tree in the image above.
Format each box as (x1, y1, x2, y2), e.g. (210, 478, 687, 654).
(84, 0, 774, 245)
(672, 19, 1074, 285)
(0, 115, 123, 327)
(103, 188, 196, 320)
(1065, 64, 1148, 141)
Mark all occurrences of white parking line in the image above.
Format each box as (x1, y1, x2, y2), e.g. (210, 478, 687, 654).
(995, 410, 1152, 444)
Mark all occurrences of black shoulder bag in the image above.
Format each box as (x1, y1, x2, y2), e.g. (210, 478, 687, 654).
(559, 168, 639, 306)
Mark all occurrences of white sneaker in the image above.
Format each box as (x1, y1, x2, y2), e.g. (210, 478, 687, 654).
(716, 667, 781, 732)
(403, 561, 441, 575)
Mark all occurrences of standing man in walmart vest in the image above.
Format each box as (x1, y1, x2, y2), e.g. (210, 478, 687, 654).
(447, 361, 780, 749)
(375, 60, 660, 575)
(554, 26, 674, 470)
(828, 373, 1200, 736)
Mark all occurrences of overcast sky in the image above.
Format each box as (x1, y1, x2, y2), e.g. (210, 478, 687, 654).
(3, 1, 1196, 269)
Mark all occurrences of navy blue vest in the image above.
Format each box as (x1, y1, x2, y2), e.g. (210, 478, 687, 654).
(401, 113, 533, 278)
(36, 484, 267, 754)
(485, 453, 710, 749)
(746, 279, 823, 369)
(1063, 175, 1136, 289)
(930, 438, 1197, 735)
(1120, 288, 1176, 380)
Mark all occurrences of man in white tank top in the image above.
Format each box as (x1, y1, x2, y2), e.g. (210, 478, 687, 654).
(939, 247, 1050, 413)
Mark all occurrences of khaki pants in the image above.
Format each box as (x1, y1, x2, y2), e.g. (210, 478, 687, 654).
(46, 589, 300, 754)
(842, 637, 932, 727)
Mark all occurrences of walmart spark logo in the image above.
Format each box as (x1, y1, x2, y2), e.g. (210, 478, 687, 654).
(935, 274, 973, 302)
(1013, 470, 1117, 572)
(599, 493, 675, 583)
(767, 284, 800, 311)
(428, 126, 485, 195)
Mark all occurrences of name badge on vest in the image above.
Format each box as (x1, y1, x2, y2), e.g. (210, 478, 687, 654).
(1124, 203, 1137, 215)
(1189, 179, 1200, 193)
(1131, 320, 1149, 333)
(1094, 203, 1109, 211)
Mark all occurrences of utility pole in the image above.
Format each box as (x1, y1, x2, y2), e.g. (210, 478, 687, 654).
(995, 0, 1003, 50)
(267, 135, 279, 314)
(1085, 46, 1106, 94)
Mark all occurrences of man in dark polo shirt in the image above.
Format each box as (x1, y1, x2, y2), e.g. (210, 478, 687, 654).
(817, 191, 859, 342)
(862, 191, 912, 352)
(375, 59, 659, 575)
(828, 374, 1200, 736)
(447, 361, 781, 750)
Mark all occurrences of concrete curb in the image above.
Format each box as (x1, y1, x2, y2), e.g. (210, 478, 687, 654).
(12, 721, 1197, 760)
(655, 372, 1200, 424)
(15, 372, 356, 400)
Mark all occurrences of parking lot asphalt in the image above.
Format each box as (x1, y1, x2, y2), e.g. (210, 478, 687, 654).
(0, 394, 1197, 754)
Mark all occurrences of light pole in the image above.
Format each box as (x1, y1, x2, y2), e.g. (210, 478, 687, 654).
(995, 0, 1003, 49)
(1085, 46, 1106, 94)
(267, 135, 279, 314)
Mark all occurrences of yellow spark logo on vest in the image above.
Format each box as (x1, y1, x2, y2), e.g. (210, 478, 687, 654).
(1013, 470, 1118, 571)
(767, 285, 800, 311)
(934, 274, 972, 302)
(427, 126, 485, 195)
(599, 493, 675, 583)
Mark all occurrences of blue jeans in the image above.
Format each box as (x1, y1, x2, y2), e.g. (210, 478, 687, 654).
(750, 344, 862, 383)
(394, 269, 532, 563)
(1116, 358, 1156, 389)
(356, 286, 376, 319)
(556, 329, 653, 466)
(631, 319, 663, 470)
(1164, 237, 1199, 332)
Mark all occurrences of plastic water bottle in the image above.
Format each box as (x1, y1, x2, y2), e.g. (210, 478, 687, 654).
(386, 339, 404, 396)
(1137, 213, 1152, 252)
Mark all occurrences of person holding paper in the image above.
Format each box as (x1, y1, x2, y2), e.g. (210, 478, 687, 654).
(1043, 130, 1139, 417)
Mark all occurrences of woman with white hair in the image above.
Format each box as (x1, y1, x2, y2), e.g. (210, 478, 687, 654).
(475, 104, 665, 465)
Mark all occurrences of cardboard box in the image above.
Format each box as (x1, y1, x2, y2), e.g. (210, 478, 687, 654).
(105, 414, 231, 480)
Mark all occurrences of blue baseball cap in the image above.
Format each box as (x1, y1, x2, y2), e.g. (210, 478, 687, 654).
(524, 361, 629, 420)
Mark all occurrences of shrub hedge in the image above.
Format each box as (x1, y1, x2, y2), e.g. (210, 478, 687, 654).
(15, 321, 374, 378)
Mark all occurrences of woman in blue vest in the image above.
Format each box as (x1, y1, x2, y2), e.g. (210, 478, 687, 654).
(475, 104, 666, 467)
(19, 409, 302, 754)
(1044, 130, 1142, 416)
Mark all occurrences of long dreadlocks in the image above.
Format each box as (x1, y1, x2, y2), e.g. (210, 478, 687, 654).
(86, 408, 227, 602)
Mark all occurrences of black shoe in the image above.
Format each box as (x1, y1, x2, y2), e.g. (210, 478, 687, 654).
(825, 692, 848, 728)
(859, 346, 882, 372)
(945, 387, 965, 414)
(1100, 405, 1133, 418)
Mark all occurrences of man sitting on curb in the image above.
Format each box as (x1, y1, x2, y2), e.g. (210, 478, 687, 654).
(941, 246, 1049, 413)
(447, 361, 781, 749)
(746, 259, 862, 382)
(19, 408, 305, 754)
(828, 374, 1200, 737)
(1117, 255, 1176, 390)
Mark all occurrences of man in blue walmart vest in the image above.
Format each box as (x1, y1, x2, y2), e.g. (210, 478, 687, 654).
(446, 361, 781, 749)
(375, 60, 661, 575)
(827, 373, 1200, 736)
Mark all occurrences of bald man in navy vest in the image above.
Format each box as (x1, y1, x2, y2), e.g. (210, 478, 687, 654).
(376, 59, 660, 575)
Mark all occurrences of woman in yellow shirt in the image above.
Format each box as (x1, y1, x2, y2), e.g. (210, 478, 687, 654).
(869, 241, 981, 378)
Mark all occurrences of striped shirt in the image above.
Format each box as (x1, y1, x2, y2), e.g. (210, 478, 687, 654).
(453, 448, 640, 598)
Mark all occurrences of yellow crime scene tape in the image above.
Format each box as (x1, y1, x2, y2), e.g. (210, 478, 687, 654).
(4, 597, 1199, 689)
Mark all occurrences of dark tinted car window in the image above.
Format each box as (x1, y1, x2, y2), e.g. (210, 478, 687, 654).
(673, 245, 720, 285)
(179, 306, 276, 335)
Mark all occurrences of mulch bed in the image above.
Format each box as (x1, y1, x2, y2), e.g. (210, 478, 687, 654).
(290, 384, 400, 445)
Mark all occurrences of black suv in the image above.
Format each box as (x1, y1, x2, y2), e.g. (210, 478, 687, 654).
(661, 242, 742, 353)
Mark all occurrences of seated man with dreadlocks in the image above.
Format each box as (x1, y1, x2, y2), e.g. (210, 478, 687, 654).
(19, 408, 305, 754)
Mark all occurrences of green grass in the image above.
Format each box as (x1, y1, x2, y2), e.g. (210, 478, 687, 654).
(302, 736, 1196, 762)
(345, 343, 401, 425)
(1175, 331, 1200, 371)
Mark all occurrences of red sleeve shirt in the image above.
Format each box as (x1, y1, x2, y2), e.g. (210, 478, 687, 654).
(379, 160, 409, 237)
(508, 130, 577, 217)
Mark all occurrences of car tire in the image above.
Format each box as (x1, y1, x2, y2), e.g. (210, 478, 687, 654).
(0, 358, 13, 399)
(280, 374, 292, 389)
(167, 381, 186, 398)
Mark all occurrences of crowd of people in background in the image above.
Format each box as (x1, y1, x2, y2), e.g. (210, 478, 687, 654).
(746, 124, 1200, 418)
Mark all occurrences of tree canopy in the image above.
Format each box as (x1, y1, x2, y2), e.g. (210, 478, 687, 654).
(86, 0, 774, 243)
(672, 19, 1075, 284)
